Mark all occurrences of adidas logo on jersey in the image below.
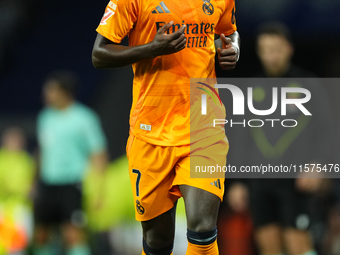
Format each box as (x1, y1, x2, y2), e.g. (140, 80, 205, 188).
(151, 1, 171, 14)
(210, 179, 221, 189)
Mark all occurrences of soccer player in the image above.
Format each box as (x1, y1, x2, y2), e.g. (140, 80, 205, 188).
(92, 0, 240, 254)
(33, 70, 108, 255)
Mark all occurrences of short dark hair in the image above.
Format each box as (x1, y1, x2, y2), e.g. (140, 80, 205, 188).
(256, 22, 292, 44)
(45, 70, 79, 97)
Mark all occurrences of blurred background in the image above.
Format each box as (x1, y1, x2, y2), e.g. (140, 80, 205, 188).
(0, 0, 340, 254)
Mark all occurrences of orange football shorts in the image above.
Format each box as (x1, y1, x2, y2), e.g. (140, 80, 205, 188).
(126, 132, 229, 221)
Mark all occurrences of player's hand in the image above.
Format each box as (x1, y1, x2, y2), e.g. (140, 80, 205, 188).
(150, 21, 186, 57)
(217, 33, 239, 71)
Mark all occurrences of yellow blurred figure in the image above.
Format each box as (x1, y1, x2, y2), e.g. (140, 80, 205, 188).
(0, 127, 35, 254)
(83, 155, 134, 231)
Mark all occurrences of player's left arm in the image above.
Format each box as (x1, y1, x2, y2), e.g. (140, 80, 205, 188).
(215, 31, 240, 71)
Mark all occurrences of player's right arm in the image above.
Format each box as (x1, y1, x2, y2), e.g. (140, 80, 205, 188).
(92, 22, 186, 69)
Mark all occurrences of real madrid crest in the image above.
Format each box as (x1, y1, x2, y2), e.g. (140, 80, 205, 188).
(136, 200, 145, 215)
(202, 0, 214, 15)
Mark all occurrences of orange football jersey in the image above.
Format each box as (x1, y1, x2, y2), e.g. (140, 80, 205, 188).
(96, 0, 237, 146)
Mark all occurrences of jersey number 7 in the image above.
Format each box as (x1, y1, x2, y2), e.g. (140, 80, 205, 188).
(132, 169, 141, 197)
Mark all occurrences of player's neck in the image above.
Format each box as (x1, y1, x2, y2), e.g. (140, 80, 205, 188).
(265, 63, 291, 77)
(55, 98, 74, 110)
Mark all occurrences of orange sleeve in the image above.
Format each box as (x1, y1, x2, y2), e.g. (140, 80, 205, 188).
(96, 0, 139, 43)
(215, 0, 237, 36)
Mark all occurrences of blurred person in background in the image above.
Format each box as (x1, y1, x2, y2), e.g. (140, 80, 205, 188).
(217, 181, 254, 255)
(32, 70, 108, 255)
(224, 22, 333, 255)
(0, 127, 35, 254)
(256, 22, 313, 78)
(83, 154, 134, 255)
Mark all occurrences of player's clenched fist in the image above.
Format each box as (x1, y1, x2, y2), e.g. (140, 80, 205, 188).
(217, 33, 239, 71)
(150, 21, 186, 57)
